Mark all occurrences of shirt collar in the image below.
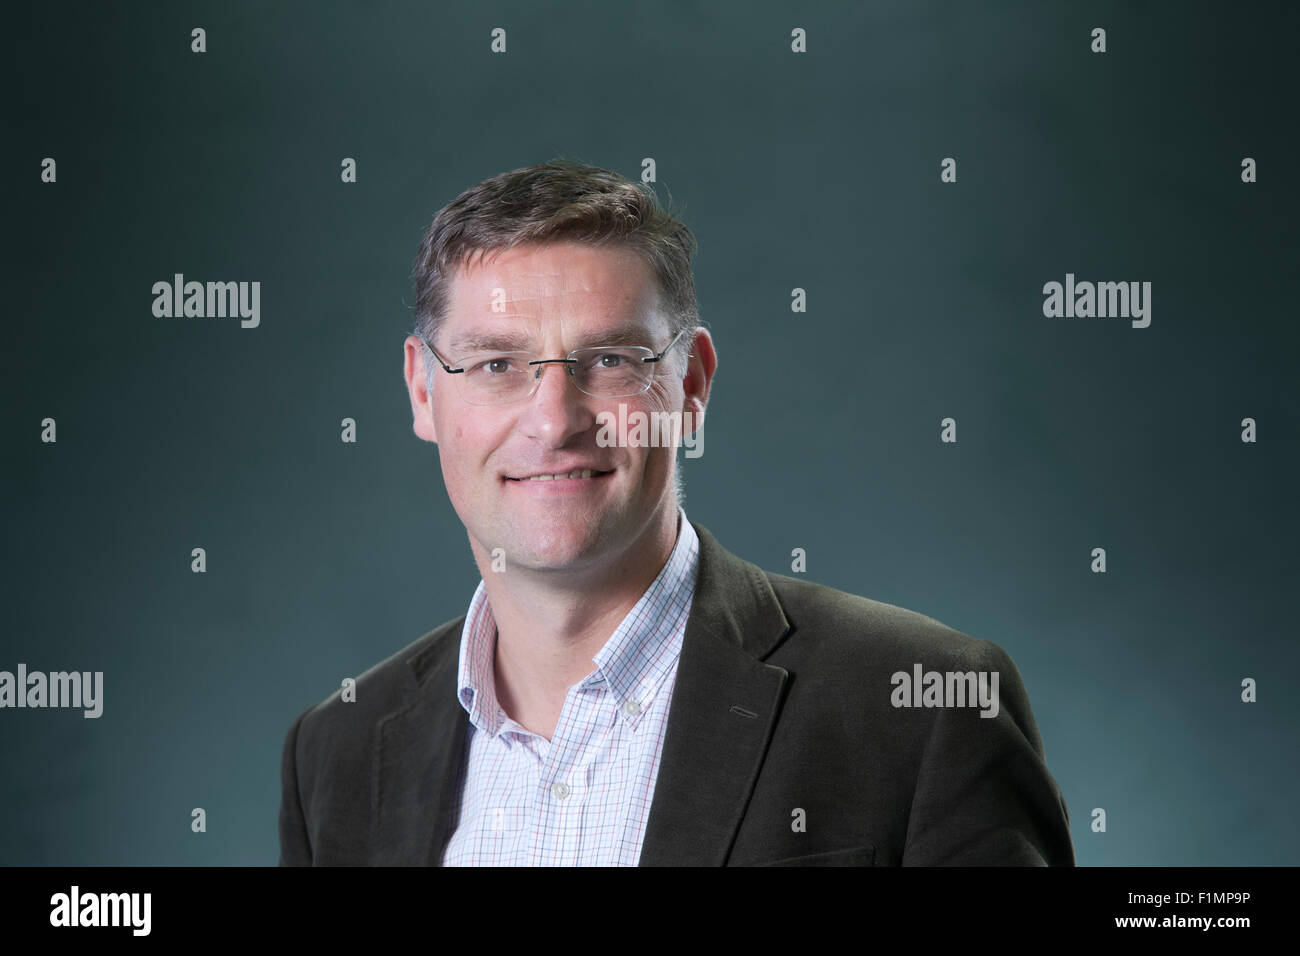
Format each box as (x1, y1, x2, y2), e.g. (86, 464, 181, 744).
(455, 507, 699, 739)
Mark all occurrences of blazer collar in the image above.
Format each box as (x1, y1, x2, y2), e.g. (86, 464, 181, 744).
(372, 520, 792, 865)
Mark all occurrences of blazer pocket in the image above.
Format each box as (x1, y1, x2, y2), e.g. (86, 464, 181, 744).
(750, 844, 876, 867)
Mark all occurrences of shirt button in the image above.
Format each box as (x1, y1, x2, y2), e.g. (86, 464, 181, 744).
(623, 699, 641, 717)
(551, 781, 570, 800)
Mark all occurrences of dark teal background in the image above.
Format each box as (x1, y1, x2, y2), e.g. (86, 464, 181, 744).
(4, 0, 1297, 865)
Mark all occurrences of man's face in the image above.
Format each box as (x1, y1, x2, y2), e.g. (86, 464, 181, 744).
(404, 241, 710, 575)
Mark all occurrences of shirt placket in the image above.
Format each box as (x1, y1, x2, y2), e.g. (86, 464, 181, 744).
(530, 682, 603, 866)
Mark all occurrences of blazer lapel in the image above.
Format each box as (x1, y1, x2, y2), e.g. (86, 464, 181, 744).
(371, 619, 469, 866)
(637, 522, 792, 866)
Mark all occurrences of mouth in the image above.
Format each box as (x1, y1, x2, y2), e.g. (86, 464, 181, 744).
(504, 468, 615, 482)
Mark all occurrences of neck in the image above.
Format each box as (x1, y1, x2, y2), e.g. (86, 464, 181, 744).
(471, 505, 681, 740)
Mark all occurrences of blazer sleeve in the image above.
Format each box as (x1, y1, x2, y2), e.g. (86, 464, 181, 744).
(901, 638, 1075, 865)
(278, 708, 313, 866)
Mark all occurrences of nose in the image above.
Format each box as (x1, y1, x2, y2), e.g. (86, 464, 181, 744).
(517, 358, 593, 447)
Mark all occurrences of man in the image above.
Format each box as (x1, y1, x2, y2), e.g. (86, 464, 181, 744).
(278, 159, 1075, 866)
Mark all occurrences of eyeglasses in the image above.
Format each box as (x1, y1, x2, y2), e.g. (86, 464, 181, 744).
(421, 328, 688, 406)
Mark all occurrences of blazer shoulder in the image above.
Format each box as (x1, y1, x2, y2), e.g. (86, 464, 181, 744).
(290, 615, 465, 742)
(763, 569, 993, 666)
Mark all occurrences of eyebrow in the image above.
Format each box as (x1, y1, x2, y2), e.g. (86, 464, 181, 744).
(445, 322, 661, 355)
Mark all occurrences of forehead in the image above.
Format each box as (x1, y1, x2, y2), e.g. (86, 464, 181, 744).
(441, 241, 667, 348)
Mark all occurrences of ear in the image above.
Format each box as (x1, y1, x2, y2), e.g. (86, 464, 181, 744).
(679, 327, 717, 436)
(403, 336, 439, 444)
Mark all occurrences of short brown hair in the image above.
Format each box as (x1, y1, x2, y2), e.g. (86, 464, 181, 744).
(409, 158, 700, 366)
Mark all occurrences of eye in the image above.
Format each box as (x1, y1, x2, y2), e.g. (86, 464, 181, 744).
(467, 356, 517, 375)
(586, 350, 638, 370)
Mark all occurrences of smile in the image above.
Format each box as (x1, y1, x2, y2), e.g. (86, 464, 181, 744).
(505, 469, 614, 482)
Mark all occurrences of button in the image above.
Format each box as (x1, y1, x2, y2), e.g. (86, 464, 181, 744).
(551, 781, 570, 800)
(623, 699, 642, 717)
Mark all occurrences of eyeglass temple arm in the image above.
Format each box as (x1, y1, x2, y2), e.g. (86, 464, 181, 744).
(422, 339, 464, 374)
(643, 328, 688, 364)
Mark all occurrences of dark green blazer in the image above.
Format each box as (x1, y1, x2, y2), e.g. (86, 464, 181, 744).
(279, 521, 1075, 866)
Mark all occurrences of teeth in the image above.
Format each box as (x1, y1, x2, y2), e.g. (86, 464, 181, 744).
(525, 469, 597, 481)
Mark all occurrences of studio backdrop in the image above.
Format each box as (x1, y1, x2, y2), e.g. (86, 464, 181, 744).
(4, 0, 1297, 865)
